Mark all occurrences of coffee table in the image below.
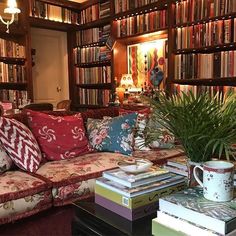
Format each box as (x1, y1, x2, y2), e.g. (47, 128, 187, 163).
(71, 201, 156, 236)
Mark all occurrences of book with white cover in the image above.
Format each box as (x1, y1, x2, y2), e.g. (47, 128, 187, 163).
(159, 187, 236, 235)
(103, 166, 170, 188)
(96, 174, 185, 198)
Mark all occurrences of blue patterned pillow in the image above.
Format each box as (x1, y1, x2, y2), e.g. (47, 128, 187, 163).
(86, 113, 138, 156)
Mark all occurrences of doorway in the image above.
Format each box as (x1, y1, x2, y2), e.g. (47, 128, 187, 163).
(31, 28, 69, 107)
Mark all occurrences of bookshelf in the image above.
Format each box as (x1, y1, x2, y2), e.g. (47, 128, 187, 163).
(170, 0, 236, 94)
(1, 0, 235, 111)
(72, 0, 113, 109)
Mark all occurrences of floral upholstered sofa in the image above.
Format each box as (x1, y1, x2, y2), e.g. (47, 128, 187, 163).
(0, 107, 184, 225)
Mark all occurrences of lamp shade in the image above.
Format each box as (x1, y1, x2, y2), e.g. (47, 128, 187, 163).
(120, 74, 133, 88)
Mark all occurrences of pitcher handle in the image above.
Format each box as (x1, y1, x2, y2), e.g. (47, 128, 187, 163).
(193, 165, 204, 187)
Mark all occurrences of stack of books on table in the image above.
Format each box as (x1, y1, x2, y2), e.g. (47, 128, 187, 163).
(95, 166, 186, 221)
(164, 155, 188, 177)
(152, 187, 236, 236)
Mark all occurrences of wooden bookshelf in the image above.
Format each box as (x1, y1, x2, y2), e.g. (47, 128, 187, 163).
(77, 83, 112, 89)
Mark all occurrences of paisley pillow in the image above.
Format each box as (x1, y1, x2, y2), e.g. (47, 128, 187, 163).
(87, 113, 138, 156)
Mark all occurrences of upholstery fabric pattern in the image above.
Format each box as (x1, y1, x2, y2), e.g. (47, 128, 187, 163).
(0, 190, 52, 225)
(86, 113, 138, 155)
(36, 152, 127, 187)
(26, 110, 91, 161)
(0, 145, 13, 174)
(0, 117, 42, 172)
(119, 107, 151, 151)
(52, 178, 95, 206)
(0, 171, 51, 203)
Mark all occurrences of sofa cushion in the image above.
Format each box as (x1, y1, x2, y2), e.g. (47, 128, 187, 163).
(36, 152, 127, 206)
(86, 113, 138, 156)
(0, 145, 13, 174)
(0, 117, 42, 172)
(0, 171, 52, 225)
(26, 110, 91, 161)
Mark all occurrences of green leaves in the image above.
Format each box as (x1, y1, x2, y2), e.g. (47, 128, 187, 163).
(145, 91, 236, 162)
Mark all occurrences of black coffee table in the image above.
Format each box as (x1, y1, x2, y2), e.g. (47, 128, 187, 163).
(71, 201, 156, 236)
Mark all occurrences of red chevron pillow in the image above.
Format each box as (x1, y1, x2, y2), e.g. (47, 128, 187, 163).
(0, 117, 42, 172)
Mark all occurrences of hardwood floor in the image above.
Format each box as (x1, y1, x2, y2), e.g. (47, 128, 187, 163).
(0, 205, 75, 236)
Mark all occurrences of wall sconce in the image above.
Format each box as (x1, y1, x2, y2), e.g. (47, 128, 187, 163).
(0, 0, 21, 33)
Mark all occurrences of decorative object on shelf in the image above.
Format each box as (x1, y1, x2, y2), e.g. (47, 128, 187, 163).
(193, 160, 234, 202)
(120, 74, 133, 89)
(0, 0, 20, 33)
(145, 91, 236, 184)
(117, 158, 153, 174)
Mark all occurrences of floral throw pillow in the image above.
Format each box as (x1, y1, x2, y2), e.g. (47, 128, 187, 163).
(87, 113, 138, 156)
(119, 107, 151, 151)
(26, 110, 91, 161)
(0, 145, 13, 174)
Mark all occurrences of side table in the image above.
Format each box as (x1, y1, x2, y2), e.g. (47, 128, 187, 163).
(72, 201, 156, 236)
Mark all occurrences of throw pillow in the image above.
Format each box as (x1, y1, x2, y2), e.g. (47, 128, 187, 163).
(26, 110, 91, 161)
(119, 107, 151, 151)
(87, 113, 138, 156)
(146, 118, 175, 149)
(0, 145, 13, 174)
(0, 117, 42, 172)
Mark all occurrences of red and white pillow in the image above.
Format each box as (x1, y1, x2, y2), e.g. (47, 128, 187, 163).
(26, 110, 91, 161)
(0, 117, 42, 172)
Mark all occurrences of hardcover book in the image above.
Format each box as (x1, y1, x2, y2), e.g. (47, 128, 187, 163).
(102, 166, 170, 188)
(95, 181, 185, 209)
(95, 194, 157, 221)
(167, 155, 188, 171)
(159, 187, 236, 235)
(96, 174, 185, 198)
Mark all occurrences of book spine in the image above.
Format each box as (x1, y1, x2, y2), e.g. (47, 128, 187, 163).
(95, 194, 157, 221)
(95, 182, 186, 209)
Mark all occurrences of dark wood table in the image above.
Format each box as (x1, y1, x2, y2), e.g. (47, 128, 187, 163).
(71, 201, 156, 236)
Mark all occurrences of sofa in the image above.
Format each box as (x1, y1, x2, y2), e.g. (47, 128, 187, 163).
(0, 106, 184, 225)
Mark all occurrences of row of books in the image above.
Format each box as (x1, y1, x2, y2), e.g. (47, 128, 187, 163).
(116, 10, 167, 38)
(79, 1, 110, 25)
(76, 24, 110, 46)
(78, 88, 110, 106)
(95, 165, 186, 220)
(175, 0, 236, 24)
(175, 51, 236, 80)
(74, 46, 111, 64)
(30, 0, 79, 24)
(174, 84, 236, 97)
(152, 187, 236, 236)
(0, 39, 25, 58)
(75, 66, 111, 84)
(0, 63, 26, 83)
(176, 19, 236, 50)
(0, 90, 28, 109)
(114, 0, 160, 14)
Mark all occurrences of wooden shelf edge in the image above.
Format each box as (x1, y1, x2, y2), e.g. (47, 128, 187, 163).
(172, 78, 236, 86)
(76, 83, 112, 89)
(174, 43, 236, 54)
(0, 82, 28, 90)
(76, 41, 107, 48)
(78, 17, 111, 30)
(75, 60, 111, 68)
(0, 57, 26, 64)
(174, 12, 236, 28)
(113, 0, 168, 19)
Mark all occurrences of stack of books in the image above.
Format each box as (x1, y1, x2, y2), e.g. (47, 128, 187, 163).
(164, 155, 188, 177)
(152, 187, 236, 236)
(95, 166, 186, 221)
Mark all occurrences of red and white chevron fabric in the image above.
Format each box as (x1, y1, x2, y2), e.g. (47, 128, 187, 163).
(0, 117, 42, 172)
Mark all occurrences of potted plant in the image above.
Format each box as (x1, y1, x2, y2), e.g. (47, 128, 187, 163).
(145, 91, 236, 163)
